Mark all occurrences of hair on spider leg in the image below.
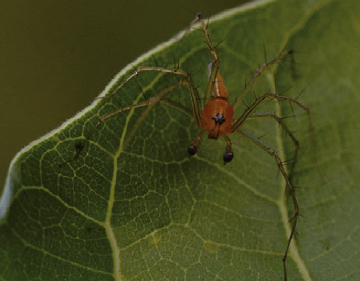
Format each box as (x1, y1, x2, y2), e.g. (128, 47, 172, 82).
(179, 7, 198, 18)
(166, 52, 180, 72)
(173, 58, 181, 72)
(281, 157, 297, 166)
(252, 91, 258, 100)
(174, 11, 204, 43)
(241, 99, 250, 110)
(282, 90, 306, 123)
(194, 81, 202, 92)
(293, 87, 308, 101)
(135, 78, 148, 102)
(191, 82, 205, 106)
(287, 212, 301, 228)
(152, 57, 159, 68)
(191, 15, 209, 35)
(214, 38, 226, 50)
(256, 132, 269, 141)
(233, 78, 249, 106)
(271, 152, 298, 182)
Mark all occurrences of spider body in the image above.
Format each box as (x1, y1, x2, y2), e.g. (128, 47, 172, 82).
(200, 72, 234, 140)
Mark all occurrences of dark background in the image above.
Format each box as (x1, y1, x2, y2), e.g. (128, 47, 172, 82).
(0, 0, 249, 192)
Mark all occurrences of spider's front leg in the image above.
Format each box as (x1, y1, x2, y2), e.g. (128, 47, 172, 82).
(60, 67, 199, 167)
(233, 49, 294, 111)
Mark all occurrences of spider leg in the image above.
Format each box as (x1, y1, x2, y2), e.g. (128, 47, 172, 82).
(236, 129, 298, 281)
(104, 66, 196, 101)
(195, 14, 221, 105)
(265, 93, 323, 182)
(223, 135, 234, 164)
(118, 67, 203, 126)
(61, 72, 202, 167)
(231, 91, 321, 280)
(233, 50, 293, 111)
(188, 130, 206, 157)
(231, 91, 322, 181)
(247, 112, 300, 182)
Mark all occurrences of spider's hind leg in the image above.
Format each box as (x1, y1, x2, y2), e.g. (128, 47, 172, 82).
(236, 129, 299, 281)
(246, 111, 300, 182)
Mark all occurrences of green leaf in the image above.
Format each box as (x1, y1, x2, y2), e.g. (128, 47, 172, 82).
(1, 0, 359, 280)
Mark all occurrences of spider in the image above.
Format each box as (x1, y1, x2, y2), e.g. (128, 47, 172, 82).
(63, 13, 316, 281)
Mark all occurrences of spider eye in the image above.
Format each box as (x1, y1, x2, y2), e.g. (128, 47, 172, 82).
(188, 144, 197, 156)
(212, 113, 226, 125)
(223, 151, 234, 164)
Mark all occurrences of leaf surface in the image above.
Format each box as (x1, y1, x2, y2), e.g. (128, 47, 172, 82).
(1, 0, 359, 280)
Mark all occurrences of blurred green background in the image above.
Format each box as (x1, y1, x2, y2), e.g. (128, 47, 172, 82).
(0, 0, 249, 193)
